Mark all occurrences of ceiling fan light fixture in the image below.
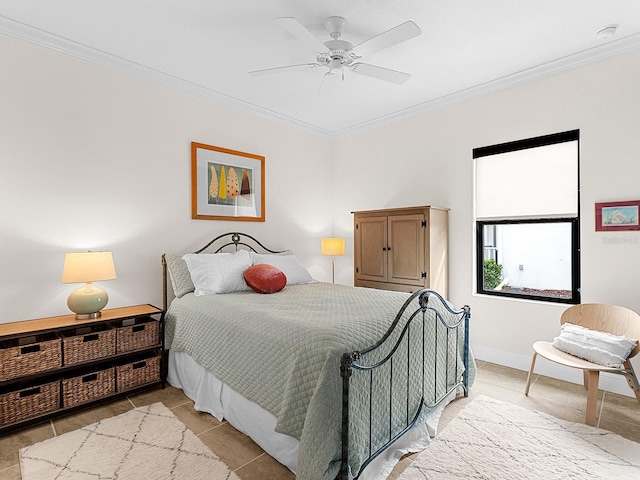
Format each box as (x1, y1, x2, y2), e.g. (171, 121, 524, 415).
(328, 58, 343, 71)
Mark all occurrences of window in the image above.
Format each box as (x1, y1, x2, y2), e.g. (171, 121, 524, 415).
(474, 130, 580, 304)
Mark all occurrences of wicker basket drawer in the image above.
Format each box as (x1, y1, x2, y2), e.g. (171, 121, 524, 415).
(116, 354, 160, 392)
(0, 333, 62, 382)
(62, 367, 115, 408)
(62, 324, 116, 366)
(0, 380, 60, 427)
(114, 317, 159, 353)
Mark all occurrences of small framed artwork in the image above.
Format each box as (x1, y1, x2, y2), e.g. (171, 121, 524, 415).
(191, 142, 265, 221)
(595, 200, 640, 231)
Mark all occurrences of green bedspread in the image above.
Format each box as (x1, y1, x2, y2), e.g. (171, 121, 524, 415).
(165, 283, 474, 479)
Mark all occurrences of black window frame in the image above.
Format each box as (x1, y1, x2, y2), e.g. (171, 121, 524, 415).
(474, 130, 581, 305)
(476, 218, 580, 304)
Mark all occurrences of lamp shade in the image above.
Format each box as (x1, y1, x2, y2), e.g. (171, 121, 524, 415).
(61, 251, 116, 283)
(321, 238, 345, 256)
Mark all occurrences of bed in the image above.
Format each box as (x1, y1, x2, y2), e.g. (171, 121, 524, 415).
(162, 232, 474, 480)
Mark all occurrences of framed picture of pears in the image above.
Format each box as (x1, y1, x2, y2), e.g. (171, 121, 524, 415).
(191, 142, 265, 221)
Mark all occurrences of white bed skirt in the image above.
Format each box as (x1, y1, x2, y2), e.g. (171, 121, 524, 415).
(167, 349, 456, 480)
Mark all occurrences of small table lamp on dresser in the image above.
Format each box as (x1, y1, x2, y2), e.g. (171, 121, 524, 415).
(61, 251, 117, 319)
(321, 237, 345, 284)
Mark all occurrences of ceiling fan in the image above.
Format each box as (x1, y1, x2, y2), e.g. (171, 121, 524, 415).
(249, 16, 421, 85)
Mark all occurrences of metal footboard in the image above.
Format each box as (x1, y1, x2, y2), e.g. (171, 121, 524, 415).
(339, 289, 470, 480)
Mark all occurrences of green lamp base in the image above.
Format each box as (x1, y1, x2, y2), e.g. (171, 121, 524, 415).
(67, 282, 109, 320)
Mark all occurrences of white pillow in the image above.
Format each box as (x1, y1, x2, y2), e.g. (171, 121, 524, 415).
(250, 252, 315, 285)
(552, 322, 638, 368)
(182, 250, 252, 296)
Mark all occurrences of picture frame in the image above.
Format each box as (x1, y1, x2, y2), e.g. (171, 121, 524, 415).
(595, 200, 640, 231)
(191, 142, 265, 222)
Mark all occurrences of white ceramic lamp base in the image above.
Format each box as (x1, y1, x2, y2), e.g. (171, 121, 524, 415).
(67, 282, 109, 319)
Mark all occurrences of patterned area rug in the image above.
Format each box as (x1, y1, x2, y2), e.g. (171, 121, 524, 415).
(398, 395, 640, 480)
(20, 402, 240, 480)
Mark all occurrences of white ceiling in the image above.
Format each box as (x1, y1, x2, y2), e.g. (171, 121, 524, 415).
(2, 1, 640, 136)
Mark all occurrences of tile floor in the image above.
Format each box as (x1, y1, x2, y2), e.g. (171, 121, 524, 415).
(1, 360, 639, 479)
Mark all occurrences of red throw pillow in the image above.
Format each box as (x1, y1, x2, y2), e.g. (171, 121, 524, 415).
(243, 264, 287, 294)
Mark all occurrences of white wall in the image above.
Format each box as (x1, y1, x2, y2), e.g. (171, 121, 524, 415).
(2, 32, 639, 395)
(0, 34, 333, 322)
(332, 49, 640, 393)
(498, 223, 572, 291)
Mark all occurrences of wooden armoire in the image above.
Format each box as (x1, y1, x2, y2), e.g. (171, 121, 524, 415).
(353, 206, 449, 296)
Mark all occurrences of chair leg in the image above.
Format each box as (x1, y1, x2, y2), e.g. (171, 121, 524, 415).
(585, 370, 599, 426)
(623, 360, 640, 406)
(583, 370, 590, 390)
(524, 351, 538, 396)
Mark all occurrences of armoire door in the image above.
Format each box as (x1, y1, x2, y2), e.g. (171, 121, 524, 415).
(387, 214, 425, 286)
(355, 216, 387, 282)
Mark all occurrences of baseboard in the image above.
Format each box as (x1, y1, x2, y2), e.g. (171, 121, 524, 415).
(472, 345, 634, 398)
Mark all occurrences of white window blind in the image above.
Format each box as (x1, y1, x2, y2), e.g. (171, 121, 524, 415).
(476, 140, 578, 220)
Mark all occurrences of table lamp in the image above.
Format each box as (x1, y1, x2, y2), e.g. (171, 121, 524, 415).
(321, 237, 345, 284)
(61, 251, 116, 319)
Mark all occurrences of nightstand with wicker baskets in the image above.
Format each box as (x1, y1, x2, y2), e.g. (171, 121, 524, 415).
(0, 304, 164, 433)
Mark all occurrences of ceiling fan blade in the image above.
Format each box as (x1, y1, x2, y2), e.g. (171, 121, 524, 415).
(351, 63, 411, 85)
(249, 63, 321, 76)
(354, 21, 421, 58)
(275, 17, 330, 54)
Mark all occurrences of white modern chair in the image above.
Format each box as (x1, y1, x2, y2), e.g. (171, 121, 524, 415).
(525, 303, 640, 426)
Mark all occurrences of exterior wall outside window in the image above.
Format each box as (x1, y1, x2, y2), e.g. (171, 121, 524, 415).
(494, 223, 572, 291)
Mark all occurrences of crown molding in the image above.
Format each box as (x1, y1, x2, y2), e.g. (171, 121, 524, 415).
(0, 15, 332, 138)
(334, 32, 640, 137)
(2, 15, 640, 139)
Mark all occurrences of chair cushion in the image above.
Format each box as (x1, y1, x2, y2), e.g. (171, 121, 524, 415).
(552, 322, 638, 368)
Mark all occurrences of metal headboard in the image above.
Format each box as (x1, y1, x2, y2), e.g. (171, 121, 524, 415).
(193, 232, 285, 255)
(161, 232, 286, 311)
